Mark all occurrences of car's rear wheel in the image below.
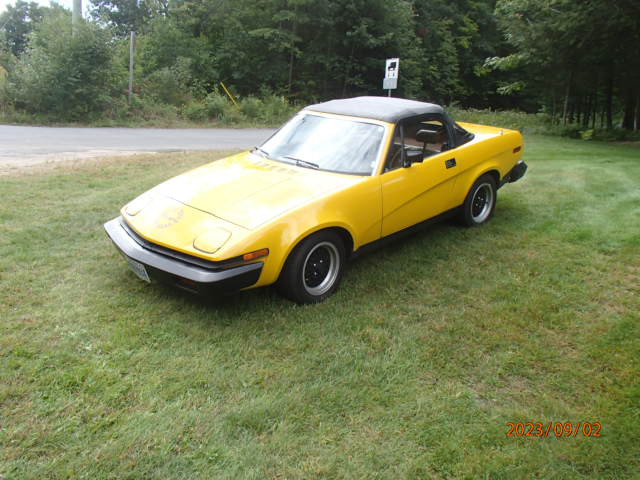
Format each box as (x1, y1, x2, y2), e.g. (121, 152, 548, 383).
(462, 174, 497, 226)
(277, 230, 346, 304)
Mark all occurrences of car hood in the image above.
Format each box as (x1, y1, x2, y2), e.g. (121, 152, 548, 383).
(154, 151, 362, 230)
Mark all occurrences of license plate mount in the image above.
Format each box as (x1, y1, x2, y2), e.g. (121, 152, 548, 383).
(126, 257, 151, 283)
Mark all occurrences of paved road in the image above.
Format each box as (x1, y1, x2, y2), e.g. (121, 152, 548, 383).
(0, 125, 277, 169)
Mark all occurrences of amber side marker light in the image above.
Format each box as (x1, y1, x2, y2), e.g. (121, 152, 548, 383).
(243, 248, 269, 262)
(513, 146, 522, 153)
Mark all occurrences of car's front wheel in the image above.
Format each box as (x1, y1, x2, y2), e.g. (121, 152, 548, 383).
(462, 174, 497, 226)
(277, 230, 346, 304)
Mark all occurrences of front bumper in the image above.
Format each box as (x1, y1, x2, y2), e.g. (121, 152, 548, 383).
(104, 217, 263, 295)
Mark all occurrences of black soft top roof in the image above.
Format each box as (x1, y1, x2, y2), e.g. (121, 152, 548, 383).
(304, 96, 444, 123)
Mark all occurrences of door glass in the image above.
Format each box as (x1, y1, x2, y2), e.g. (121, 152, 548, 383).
(384, 120, 450, 172)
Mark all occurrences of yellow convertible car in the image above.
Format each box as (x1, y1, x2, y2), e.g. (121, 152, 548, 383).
(104, 96, 527, 303)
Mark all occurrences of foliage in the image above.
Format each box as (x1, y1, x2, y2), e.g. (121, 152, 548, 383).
(140, 57, 194, 106)
(89, 0, 169, 36)
(0, 0, 638, 129)
(448, 105, 550, 133)
(0, 0, 50, 56)
(181, 93, 296, 126)
(4, 12, 121, 121)
(492, 0, 640, 128)
(137, 16, 214, 96)
(2, 137, 640, 478)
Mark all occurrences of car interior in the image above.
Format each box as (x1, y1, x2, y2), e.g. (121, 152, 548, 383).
(384, 119, 451, 172)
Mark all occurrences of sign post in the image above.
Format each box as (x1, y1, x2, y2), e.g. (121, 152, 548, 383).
(383, 58, 399, 97)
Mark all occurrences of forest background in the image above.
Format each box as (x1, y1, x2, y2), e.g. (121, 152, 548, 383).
(1, 0, 639, 140)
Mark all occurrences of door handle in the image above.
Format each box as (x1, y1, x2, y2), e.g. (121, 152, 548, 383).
(445, 158, 457, 169)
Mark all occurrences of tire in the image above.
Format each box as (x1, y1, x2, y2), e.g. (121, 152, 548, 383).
(277, 230, 346, 304)
(461, 174, 497, 227)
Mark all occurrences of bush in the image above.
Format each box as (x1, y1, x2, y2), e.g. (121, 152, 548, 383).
(5, 12, 120, 121)
(557, 125, 583, 139)
(142, 66, 191, 106)
(204, 93, 229, 119)
(128, 95, 180, 124)
(182, 101, 208, 121)
(219, 106, 246, 125)
(591, 128, 640, 142)
(239, 96, 263, 118)
(447, 106, 549, 133)
(259, 95, 295, 124)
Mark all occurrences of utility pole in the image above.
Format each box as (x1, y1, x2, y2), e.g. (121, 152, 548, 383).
(128, 31, 136, 104)
(128, 0, 139, 105)
(72, 0, 82, 36)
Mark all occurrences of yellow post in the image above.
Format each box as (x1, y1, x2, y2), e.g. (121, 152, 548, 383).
(220, 82, 239, 107)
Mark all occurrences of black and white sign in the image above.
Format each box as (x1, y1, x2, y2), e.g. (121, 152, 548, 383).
(383, 58, 399, 92)
(385, 58, 399, 79)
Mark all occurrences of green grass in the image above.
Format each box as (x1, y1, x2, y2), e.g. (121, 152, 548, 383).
(1, 137, 639, 479)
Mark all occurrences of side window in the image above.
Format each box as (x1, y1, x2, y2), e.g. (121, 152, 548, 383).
(384, 119, 452, 172)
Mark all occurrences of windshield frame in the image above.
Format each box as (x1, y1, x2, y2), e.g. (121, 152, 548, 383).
(256, 111, 392, 177)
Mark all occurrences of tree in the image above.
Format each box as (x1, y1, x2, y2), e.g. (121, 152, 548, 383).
(89, 0, 170, 35)
(0, 0, 50, 56)
(492, 0, 640, 128)
(411, 0, 506, 106)
(5, 11, 121, 120)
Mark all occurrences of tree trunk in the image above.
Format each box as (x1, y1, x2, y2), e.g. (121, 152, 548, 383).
(287, 42, 295, 93)
(622, 87, 635, 130)
(568, 101, 575, 124)
(605, 63, 614, 129)
(635, 94, 640, 131)
(583, 95, 590, 127)
(562, 71, 573, 125)
(287, 10, 297, 94)
(341, 42, 356, 98)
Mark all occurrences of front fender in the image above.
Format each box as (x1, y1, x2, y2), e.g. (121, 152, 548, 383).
(252, 176, 382, 287)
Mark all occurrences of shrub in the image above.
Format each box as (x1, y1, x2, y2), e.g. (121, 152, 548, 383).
(220, 106, 246, 125)
(204, 93, 229, 119)
(259, 95, 296, 124)
(447, 106, 549, 133)
(128, 95, 180, 123)
(142, 67, 190, 106)
(239, 96, 263, 119)
(5, 12, 120, 121)
(182, 101, 208, 121)
(592, 128, 640, 142)
(556, 125, 583, 139)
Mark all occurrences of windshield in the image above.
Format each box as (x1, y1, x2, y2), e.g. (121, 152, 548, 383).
(258, 113, 385, 175)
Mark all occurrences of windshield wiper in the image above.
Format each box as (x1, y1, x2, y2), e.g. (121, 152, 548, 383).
(253, 147, 271, 158)
(283, 155, 319, 170)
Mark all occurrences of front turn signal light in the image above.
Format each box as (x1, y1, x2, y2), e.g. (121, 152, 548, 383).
(242, 248, 269, 261)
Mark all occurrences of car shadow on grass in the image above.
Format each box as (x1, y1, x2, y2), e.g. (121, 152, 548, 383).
(104, 197, 531, 324)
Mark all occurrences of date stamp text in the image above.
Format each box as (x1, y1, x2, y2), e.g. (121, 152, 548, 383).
(506, 422, 602, 438)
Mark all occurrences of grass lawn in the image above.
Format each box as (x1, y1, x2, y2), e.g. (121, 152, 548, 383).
(1, 136, 639, 479)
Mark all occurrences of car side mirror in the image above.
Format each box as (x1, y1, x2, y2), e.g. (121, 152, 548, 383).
(403, 149, 423, 168)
